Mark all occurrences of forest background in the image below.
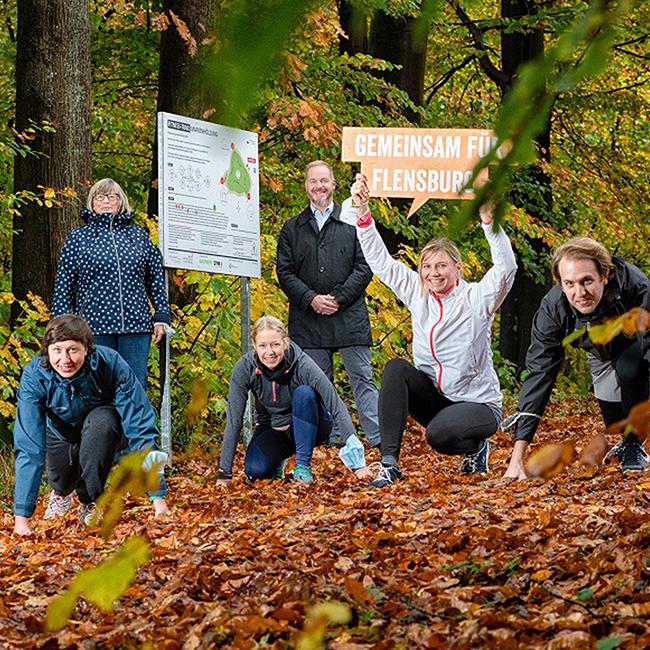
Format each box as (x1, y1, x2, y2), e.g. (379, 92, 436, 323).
(0, 1, 649, 648)
(0, 0, 648, 497)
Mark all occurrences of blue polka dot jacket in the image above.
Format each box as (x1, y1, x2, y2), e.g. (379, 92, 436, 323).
(52, 208, 170, 334)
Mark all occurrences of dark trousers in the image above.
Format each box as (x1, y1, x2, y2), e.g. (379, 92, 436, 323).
(598, 339, 649, 429)
(244, 385, 332, 481)
(46, 405, 122, 504)
(378, 358, 498, 465)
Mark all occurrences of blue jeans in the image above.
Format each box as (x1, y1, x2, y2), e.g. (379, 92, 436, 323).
(244, 385, 333, 481)
(304, 346, 380, 446)
(94, 334, 151, 388)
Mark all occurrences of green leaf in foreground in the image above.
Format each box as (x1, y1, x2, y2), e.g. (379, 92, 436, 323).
(96, 450, 162, 539)
(45, 536, 150, 632)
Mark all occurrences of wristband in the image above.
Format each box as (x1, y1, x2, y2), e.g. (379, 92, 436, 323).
(357, 209, 372, 229)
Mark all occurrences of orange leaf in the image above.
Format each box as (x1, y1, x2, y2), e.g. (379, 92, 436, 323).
(579, 433, 608, 467)
(526, 442, 576, 478)
(344, 576, 372, 603)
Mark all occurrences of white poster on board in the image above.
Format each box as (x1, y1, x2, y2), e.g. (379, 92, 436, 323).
(157, 112, 261, 277)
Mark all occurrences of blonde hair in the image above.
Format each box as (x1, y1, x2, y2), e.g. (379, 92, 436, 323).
(86, 178, 132, 214)
(552, 237, 614, 283)
(418, 238, 464, 284)
(252, 316, 288, 342)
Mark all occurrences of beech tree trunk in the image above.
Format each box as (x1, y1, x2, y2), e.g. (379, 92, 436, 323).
(498, 0, 552, 372)
(147, 0, 220, 220)
(12, 0, 91, 317)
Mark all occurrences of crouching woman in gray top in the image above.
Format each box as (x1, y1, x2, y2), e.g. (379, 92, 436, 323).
(217, 316, 368, 485)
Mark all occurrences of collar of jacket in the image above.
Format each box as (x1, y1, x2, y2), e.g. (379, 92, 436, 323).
(80, 207, 133, 227)
(296, 203, 342, 228)
(37, 349, 100, 383)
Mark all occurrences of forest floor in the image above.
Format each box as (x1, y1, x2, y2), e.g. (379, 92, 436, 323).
(0, 400, 649, 649)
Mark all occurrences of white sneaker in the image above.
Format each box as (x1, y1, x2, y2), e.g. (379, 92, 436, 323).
(78, 502, 98, 526)
(43, 491, 74, 520)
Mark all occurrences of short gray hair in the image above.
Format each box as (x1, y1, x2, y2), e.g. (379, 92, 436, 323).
(86, 178, 132, 214)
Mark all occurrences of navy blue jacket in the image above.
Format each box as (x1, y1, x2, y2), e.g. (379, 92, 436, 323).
(13, 346, 166, 517)
(52, 208, 170, 335)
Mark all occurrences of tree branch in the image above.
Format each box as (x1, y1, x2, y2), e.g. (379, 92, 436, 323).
(447, 0, 509, 92)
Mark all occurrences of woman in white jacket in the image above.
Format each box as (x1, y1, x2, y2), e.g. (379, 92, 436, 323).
(348, 175, 517, 487)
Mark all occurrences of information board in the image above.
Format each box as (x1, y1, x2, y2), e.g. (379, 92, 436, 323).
(157, 112, 261, 277)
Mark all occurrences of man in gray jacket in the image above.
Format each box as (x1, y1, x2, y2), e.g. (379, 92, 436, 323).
(276, 161, 380, 447)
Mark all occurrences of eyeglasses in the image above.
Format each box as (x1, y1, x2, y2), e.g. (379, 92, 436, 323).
(95, 193, 119, 203)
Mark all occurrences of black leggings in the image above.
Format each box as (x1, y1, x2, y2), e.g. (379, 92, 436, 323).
(378, 358, 498, 465)
(46, 405, 123, 504)
(598, 339, 649, 427)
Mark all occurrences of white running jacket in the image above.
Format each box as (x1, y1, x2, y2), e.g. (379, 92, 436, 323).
(357, 219, 517, 412)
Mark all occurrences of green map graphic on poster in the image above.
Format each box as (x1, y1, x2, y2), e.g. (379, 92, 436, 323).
(222, 146, 251, 195)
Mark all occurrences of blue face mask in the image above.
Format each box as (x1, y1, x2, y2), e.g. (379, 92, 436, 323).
(339, 434, 366, 471)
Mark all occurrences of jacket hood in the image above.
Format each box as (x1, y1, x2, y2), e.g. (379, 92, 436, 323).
(80, 207, 133, 227)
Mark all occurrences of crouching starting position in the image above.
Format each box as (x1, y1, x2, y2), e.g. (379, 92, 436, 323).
(216, 316, 368, 485)
(13, 315, 169, 536)
(348, 174, 517, 487)
(504, 237, 650, 477)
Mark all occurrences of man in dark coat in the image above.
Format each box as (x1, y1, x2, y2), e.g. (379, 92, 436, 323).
(276, 161, 380, 447)
(503, 236, 649, 478)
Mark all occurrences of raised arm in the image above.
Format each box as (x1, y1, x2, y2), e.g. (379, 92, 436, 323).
(348, 176, 421, 306)
(470, 213, 518, 318)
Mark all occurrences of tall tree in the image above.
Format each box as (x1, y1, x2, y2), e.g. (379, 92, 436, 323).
(497, 0, 552, 371)
(12, 0, 91, 314)
(146, 0, 219, 219)
(450, 0, 552, 371)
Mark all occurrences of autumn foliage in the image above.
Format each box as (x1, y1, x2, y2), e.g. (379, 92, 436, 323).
(1, 403, 649, 649)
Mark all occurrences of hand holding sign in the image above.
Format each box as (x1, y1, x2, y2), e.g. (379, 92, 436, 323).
(342, 127, 503, 217)
(350, 173, 369, 213)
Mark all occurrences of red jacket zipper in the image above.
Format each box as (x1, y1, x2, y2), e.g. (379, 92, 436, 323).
(429, 295, 444, 393)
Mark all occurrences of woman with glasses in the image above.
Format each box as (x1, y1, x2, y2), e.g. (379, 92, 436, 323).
(52, 178, 170, 388)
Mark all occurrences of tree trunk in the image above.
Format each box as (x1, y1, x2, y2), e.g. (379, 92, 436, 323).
(498, 0, 552, 373)
(12, 0, 91, 317)
(369, 12, 428, 114)
(338, 0, 368, 56)
(146, 0, 220, 220)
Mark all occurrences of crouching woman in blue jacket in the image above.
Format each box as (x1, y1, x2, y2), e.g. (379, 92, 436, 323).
(13, 314, 170, 536)
(217, 316, 369, 485)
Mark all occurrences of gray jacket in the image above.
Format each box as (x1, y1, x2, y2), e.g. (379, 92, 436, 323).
(218, 341, 356, 475)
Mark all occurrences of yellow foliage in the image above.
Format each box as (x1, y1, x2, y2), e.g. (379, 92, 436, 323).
(45, 536, 150, 632)
(296, 601, 352, 650)
(95, 451, 162, 540)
